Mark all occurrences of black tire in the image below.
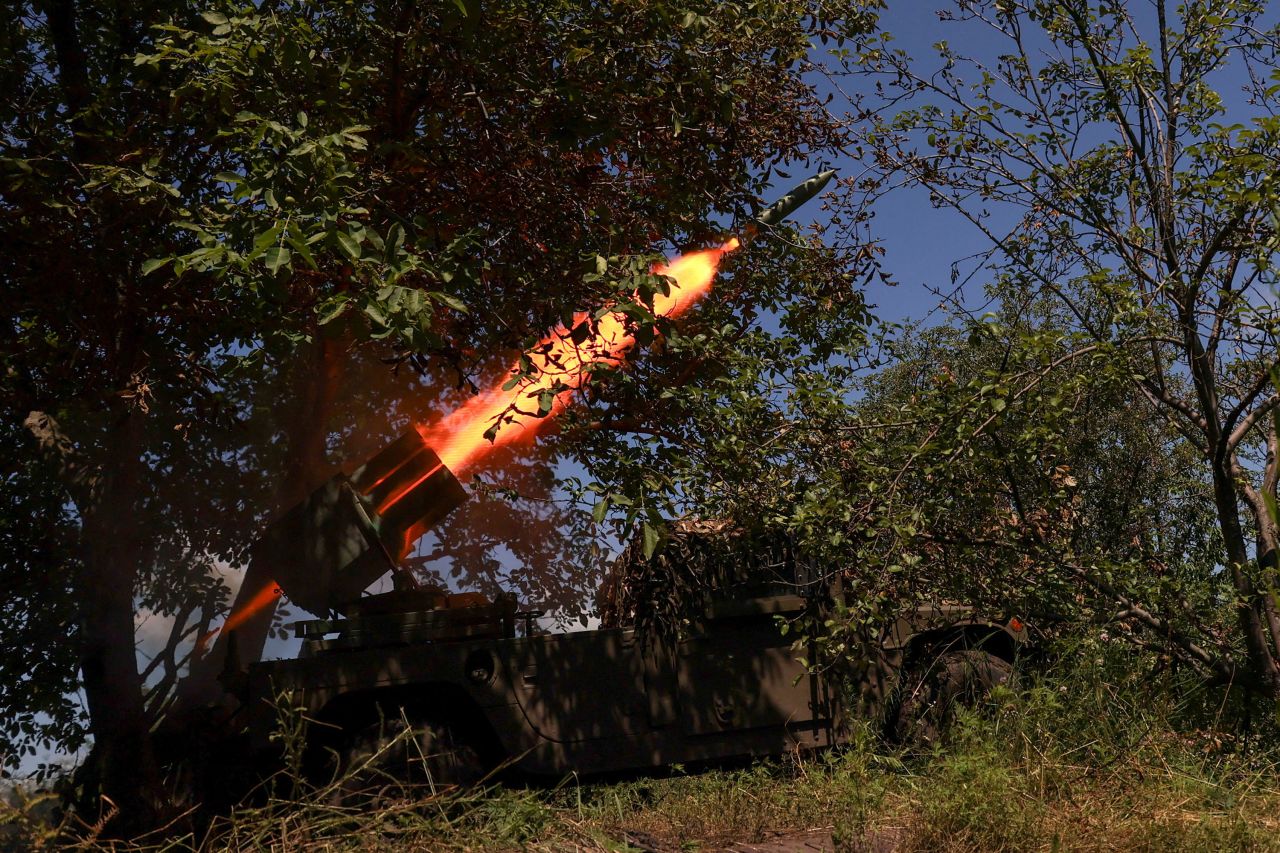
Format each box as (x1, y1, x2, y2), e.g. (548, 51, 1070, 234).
(888, 649, 1012, 746)
(333, 711, 485, 803)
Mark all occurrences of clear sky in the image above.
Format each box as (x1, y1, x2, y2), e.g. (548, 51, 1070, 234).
(804, 3, 1008, 328)
(806, 1, 1278, 328)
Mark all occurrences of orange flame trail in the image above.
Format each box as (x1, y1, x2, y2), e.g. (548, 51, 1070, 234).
(198, 582, 282, 650)
(201, 239, 737, 644)
(418, 238, 740, 476)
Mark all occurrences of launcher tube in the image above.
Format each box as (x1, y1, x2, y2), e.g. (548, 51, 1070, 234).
(173, 432, 468, 711)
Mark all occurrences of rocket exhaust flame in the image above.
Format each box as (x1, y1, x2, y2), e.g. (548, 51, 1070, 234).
(418, 237, 740, 477)
(198, 583, 281, 650)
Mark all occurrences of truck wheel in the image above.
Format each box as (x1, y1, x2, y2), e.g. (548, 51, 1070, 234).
(888, 649, 1011, 747)
(335, 712, 484, 802)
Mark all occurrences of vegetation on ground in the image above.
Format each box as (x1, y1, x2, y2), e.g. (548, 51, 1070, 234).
(6, 640, 1280, 852)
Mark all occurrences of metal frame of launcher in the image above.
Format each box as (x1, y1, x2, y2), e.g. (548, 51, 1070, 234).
(246, 433, 527, 652)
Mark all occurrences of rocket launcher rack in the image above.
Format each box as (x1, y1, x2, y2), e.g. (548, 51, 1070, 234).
(255, 431, 469, 618)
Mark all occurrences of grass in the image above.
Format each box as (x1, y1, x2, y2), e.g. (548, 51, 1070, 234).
(7, 639, 1280, 851)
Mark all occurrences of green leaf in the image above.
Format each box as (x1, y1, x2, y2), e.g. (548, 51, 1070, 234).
(403, 288, 422, 315)
(570, 319, 592, 344)
(200, 11, 229, 25)
(616, 301, 655, 324)
(335, 231, 362, 261)
(140, 257, 170, 276)
(263, 246, 291, 273)
(385, 223, 406, 256)
(429, 291, 468, 312)
(592, 498, 609, 524)
(642, 522, 661, 559)
(286, 233, 318, 270)
(317, 299, 348, 325)
(251, 224, 283, 256)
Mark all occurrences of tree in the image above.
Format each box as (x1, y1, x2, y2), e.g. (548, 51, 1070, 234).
(832, 0, 1280, 692)
(851, 302, 1221, 632)
(1, 0, 875, 825)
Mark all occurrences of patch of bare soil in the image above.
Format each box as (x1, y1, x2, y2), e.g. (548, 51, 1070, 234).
(719, 829, 834, 851)
(623, 827, 902, 853)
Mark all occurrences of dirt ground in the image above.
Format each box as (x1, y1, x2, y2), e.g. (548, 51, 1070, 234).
(623, 828, 901, 852)
(721, 829, 835, 852)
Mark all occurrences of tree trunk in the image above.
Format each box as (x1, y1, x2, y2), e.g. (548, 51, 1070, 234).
(76, 412, 161, 828)
(1257, 520, 1280, 663)
(1212, 463, 1280, 696)
(1246, 419, 1280, 683)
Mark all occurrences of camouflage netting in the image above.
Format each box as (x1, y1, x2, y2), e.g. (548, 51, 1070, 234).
(597, 517, 808, 639)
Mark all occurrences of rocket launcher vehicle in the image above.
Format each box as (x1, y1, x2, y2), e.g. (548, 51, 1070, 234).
(176, 168, 838, 713)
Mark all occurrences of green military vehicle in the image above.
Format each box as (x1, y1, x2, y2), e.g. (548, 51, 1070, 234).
(214, 434, 1024, 792)
(241, 586, 1022, 791)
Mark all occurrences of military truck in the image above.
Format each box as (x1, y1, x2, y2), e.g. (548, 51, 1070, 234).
(209, 433, 1024, 792)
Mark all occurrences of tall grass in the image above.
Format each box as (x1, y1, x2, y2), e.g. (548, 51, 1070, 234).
(6, 636, 1280, 851)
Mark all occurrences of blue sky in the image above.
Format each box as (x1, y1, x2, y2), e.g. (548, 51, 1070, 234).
(806, 3, 1007, 326)
(806, 0, 1280, 328)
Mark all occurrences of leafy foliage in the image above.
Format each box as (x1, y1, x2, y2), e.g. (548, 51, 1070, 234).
(825, 0, 1280, 690)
